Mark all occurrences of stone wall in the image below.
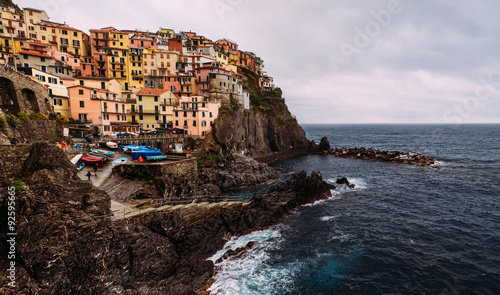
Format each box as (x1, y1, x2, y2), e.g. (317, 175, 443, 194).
(0, 66, 52, 115)
(16, 120, 63, 141)
(113, 158, 197, 180)
(0, 144, 32, 184)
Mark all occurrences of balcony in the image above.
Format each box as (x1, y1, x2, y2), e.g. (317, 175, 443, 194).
(110, 59, 125, 64)
(138, 109, 160, 114)
(90, 94, 126, 102)
(126, 99, 137, 104)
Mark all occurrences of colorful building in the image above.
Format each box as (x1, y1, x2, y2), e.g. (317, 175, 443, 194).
(68, 85, 134, 135)
(134, 88, 178, 131)
(173, 96, 220, 137)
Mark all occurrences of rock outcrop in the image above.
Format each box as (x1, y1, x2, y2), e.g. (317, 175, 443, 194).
(326, 146, 436, 166)
(0, 143, 341, 294)
(319, 136, 331, 151)
(102, 153, 281, 205)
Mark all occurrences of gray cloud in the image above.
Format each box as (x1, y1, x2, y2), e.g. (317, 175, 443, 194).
(16, 0, 500, 123)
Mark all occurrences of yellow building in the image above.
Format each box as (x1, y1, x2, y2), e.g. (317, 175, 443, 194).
(134, 88, 178, 130)
(143, 48, 179, 78)
(157, 28, 174, 40)
(34, 20, 90, 57)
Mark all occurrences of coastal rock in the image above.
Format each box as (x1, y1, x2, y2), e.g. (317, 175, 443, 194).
(319, 136, 331, 151)
(0, 141, 345, 294)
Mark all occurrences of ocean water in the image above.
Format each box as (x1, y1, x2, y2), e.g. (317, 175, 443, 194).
(210, 124, 500, 295)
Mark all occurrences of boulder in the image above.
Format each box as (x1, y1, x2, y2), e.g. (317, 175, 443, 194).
(319, 136, 331, 151)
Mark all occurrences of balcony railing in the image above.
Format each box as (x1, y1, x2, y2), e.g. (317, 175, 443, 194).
(138, 109, 160, 114)
(90, 94, 126, 102)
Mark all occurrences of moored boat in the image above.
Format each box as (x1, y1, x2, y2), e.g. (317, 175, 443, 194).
(70, 154, 83, 164)
(90, 148, 115, 158)
(106, 141, 118, 149)
(111, 157, 127, 167)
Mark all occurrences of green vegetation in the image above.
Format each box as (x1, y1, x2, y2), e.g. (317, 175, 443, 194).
(50, 113, 69, 126)
(30, 113, 49, 120)
(5, 114, 20, 128)
(197, 155, 225, 168)
(0, 276, 7, 287)
(14, 178, 27, 191)
(17, 112, 30, 122)
(0, 116, 7, 130)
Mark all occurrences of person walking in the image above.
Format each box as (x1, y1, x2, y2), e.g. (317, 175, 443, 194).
(93, 163, 98, 176)
(86, 170, 92, 181)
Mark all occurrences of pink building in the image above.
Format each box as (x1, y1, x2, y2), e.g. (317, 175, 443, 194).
(69, 85, 132, 135)
(172, 95, 221, 137)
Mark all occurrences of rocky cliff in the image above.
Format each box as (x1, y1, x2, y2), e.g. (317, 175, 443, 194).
(0, 143, 344, 294)
(203, 69, 310, 159)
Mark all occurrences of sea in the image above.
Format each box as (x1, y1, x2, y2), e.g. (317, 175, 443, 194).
(208, 124, 500, 295)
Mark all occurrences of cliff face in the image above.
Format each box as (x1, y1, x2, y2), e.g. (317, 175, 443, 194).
(203, 69, 310, 158)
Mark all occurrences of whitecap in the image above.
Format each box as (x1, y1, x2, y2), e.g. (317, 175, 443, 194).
(208, 227, 298, 295)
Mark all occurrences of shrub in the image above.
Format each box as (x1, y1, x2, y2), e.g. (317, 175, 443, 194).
(5, 114, 20, 127)
(30, 113, 49, 120)
(17, 112, 30, 122)
(0, 116, 7, 130)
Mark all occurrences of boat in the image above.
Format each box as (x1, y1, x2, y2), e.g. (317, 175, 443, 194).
(70, 154, 83, 164)
(106, 141, 118, 149)
(90, 148, 115, 158)
(81, 155, 104, 167)
(111, 157, 127, 167)
(77, 162, 85, 171)
(146, 155, 167, 162)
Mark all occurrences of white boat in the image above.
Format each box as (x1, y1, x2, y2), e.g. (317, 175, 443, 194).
(70, 154, 83, 164)
(106, 141, 118, 149)
(111, 157, 127, 167)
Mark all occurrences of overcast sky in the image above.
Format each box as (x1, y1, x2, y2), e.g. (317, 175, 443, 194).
(15, 0, 500, 123)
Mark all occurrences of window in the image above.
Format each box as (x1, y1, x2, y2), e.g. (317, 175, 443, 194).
(193, 121, 197, 127)
(60, 38, 69, 45)
(154, 96, 158, 102)
(78, 89, 84, 95)
(184, 120, 187, 126)
(138, 96, 142, 101)
(175, 120, 179, 126)
(155, 115, 159, 120)
(41, 65, 46, 72)
(73, 31, 78, 37)
(80, 101, 84, 107)
(62, 30, 68, 35)
(192, 111, 196, 117)
(80, 80, 84, 86)
(101, 82, 105, 89)
(209, 112, 213, 117)
(139, 115, 143, 120)
(175, 111, 178, 117)
(183, 111, 187, 117)
(73, 40, 80, 47)
(117, 115, 120, 121)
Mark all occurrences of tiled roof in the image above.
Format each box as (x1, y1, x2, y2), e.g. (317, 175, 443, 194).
(19, 50, 51, 59)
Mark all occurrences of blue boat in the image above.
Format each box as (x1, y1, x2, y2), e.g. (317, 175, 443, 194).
(77, 162, 85, 171)
(146, 155, 167, 161)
